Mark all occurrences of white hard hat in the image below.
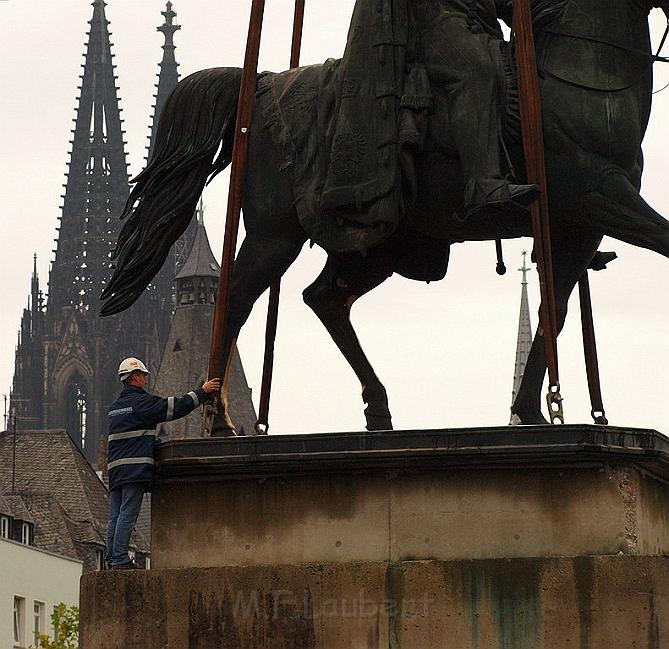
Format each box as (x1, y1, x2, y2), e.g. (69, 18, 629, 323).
(118, 357, 150, 381)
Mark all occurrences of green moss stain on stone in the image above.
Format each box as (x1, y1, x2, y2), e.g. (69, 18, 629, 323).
(459, 563, 485, 649)
(490, 560, 542, 649)
(384, 563, 404, 649)
(638, 473, 669, 553)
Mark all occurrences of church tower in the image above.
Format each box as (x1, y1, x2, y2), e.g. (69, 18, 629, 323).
(153, 203, 257, 438)
(10, 1, 171, 464)
(509, 252, 533, 425)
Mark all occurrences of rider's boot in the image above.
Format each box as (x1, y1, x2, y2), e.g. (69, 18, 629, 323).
(465, 178, 540, 217)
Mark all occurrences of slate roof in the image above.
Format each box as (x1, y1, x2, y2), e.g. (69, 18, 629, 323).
(0, 494, 11, 517)
(0, 429, 148, 562)
(4, 494, 35, 524)
(20, 494, 78, 558)
(174, 222, 220, 280)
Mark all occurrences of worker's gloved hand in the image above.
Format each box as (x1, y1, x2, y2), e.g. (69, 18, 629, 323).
(202, 377, 221, 394)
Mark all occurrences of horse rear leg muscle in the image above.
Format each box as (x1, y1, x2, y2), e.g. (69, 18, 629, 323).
(303, 255, 393, 431)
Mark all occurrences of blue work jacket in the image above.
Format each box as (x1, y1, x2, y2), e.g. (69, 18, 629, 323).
(107, 384, 207, 491)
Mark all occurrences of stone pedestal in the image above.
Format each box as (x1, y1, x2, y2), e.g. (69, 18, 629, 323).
(80, 425, 669, 648)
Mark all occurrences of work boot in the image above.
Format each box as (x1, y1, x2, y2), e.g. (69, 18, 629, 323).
(465, 178, 540, 217)
(112, 560, 139, 570)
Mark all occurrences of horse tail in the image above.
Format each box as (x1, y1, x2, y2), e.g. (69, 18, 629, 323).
(100, 67, 242, 316)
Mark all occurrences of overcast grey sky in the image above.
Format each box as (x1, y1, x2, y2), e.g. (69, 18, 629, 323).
(1, 1, 669, 434)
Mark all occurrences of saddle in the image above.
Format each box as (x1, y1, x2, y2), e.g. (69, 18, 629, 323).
(256, 59, 433, 256)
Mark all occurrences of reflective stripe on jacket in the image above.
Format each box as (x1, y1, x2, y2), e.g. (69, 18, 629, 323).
(107, 385, 207, 490)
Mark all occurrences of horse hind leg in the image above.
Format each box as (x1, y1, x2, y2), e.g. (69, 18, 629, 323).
(514, 171, 668, 424)
(303, 255, 394, 431)
(512, 230, 602, 424)
(585, 171, 669, 257)
(211, 228, 305, 436)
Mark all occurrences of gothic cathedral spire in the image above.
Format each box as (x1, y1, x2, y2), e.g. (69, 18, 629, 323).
(48, 0, 129, 316)
(510, 252, 533, 425)
(148, 2, 197, 284)
(11, 1, 175, 465)
(148, 2, 181, 160)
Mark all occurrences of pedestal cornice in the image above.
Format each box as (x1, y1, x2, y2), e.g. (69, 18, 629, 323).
(156, 425, 669, 482)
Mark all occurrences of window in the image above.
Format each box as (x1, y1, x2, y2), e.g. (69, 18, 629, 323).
(65, 377, 87, 449)
(0, 515, 9, 538)
(96, 548, 105, 571)
(33, 601, 45, 643)
(76, 387, 87, 448)
(13, 596, 25, 647)
(21, 522, 30, 545)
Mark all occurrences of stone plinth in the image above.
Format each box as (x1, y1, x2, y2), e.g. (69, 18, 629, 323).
(80, 426, 669, 648)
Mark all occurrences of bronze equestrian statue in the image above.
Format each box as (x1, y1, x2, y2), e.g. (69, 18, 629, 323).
(101, 0, 669, 434)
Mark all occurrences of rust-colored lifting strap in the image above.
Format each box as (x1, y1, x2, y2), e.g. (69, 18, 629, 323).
(255, 0, 306, 435)
(202, 0, 267, 437)
(513, 0, 564, 423)
(578, 272, 608, 424)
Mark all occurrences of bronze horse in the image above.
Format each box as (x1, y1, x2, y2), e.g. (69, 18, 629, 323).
(101, 0, 669, 434)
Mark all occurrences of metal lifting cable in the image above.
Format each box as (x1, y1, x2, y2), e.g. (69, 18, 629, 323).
(255, 0, 306, 435)
(513, 0, 564, 423)
(203, 0, 267, 437)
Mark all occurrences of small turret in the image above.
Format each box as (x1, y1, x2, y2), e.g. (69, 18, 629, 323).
(30, 254, 38, 310)
(174, 201, 220, 307)
(30, 254, 43, 336)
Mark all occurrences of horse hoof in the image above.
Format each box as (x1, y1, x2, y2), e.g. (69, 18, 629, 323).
(362, 387, 392, 431)
(211, 424, 237, 437)
(365, 412, 393, 431)
(511, 407, 548, 425)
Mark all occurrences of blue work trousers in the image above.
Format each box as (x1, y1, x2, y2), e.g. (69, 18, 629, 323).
(105, 483, 145, 567)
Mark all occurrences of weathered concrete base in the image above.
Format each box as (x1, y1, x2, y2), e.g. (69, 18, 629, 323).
(151, 426, 669, 568)
(81, 427, 669, 647)
(80, 556, 668, 648)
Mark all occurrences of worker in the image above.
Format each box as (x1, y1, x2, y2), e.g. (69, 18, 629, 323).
(105, 357, 220, 570)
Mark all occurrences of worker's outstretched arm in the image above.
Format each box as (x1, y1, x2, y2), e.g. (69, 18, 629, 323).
(139, 378, 221, 427)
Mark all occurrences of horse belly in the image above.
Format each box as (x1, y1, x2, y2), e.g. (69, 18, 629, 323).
(408, 149, 530, 241)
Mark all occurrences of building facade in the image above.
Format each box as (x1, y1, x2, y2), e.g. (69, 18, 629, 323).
(1, 537, 81, 648)
(0, 429, 148, 574)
